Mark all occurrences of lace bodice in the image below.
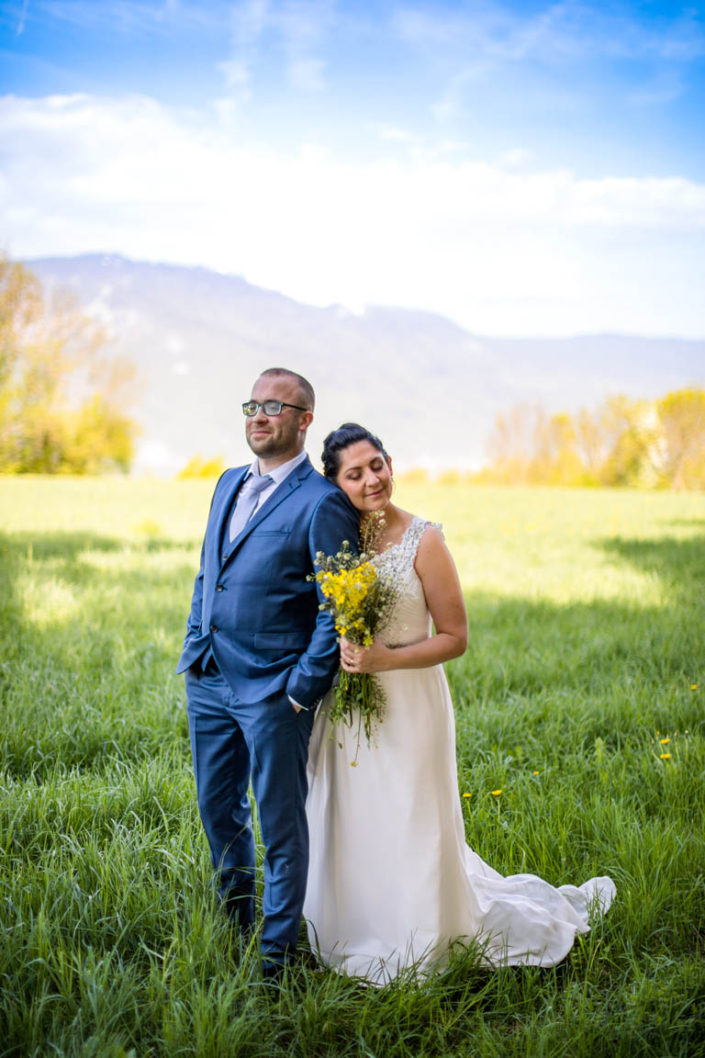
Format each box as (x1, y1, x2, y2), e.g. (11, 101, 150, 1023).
(374, 516, 441, 647)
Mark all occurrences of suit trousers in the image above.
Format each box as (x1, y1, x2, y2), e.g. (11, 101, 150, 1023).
(185, 665, 316, 965)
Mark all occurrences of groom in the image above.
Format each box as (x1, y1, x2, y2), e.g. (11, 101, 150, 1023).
(177, 367, 358, 978)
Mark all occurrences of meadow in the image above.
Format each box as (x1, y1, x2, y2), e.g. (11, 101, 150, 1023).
(1, 475, 704, 1058)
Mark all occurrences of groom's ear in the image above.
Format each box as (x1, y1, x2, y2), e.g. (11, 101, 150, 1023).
(299, 410, 314, 432)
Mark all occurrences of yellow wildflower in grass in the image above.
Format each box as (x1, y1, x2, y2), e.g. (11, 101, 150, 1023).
(462, 792, 472, 798)
(491, 789, 502, 797)
(660, 737, 670, 745)
(660, 753, 672, 760)
(532, 770, 540, 775)
(691, 684, 699, 691)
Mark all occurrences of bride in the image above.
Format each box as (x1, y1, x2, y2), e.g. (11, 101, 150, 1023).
(304, 423, 615, 985)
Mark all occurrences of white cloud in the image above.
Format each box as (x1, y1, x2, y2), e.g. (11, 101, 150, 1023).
(288, 57, 326, 92)
(396, 1, 705, 65)
(219, 0, 332, 96)
(218, 58, 251, 91)
(398, 1, 705, 125)
(1, 92, 704, 337)
(219, 0, 269, 99)
(13, 0, 30, 34)
(18, 0, 212, 35)
(372, 124, 417, 143)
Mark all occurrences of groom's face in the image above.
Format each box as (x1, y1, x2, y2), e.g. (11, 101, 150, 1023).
(245, 374, 311, 463)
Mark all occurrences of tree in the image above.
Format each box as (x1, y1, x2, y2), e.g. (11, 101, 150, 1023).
(598, 396, 659, 487)
(480, 389, 705, 490)
(574, 406, 609, 485)
(531, 411, 585, 485)
(177, 454, 226, 479)
(0, 259, 40, 424)
(485, 403, 544, 484)
(656, 388, 705, 490)
(0, 256, 138, 473)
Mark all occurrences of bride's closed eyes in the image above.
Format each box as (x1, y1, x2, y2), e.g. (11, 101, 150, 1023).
(344, 457, 385, 481)
(333, 439, 394, 513)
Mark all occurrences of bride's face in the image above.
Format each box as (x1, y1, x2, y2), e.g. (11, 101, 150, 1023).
(335, 440, 393, 513)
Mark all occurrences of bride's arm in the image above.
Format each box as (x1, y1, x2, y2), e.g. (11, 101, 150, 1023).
(340, 527, 468, 673)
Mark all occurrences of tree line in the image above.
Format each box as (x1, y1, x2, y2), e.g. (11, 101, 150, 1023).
(0, 256, 137, 473)
(478, 389, 705, 489)
(2, 257, 703, 488)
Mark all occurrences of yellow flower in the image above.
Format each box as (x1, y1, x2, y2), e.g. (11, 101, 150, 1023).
(660, 753, 671, 760)
(313, 537, 398, 752)
(659, 737, 670, 744)
(532, 770, 540, 775)
(462, 792, 471, 798)
(691, 684, 699, 691)
(491, 789, 502, 796)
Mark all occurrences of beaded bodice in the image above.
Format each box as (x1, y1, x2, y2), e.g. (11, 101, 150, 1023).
(373, 516, 441, 647)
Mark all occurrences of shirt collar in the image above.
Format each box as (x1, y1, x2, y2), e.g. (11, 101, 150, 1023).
(247, 449, 308, 486)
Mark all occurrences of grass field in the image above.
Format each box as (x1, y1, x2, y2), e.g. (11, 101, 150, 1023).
(1, 475, 704, 1057)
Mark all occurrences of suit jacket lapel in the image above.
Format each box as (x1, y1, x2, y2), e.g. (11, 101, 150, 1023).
(224, 457, 314, 558)
(215, 466, 248, 560)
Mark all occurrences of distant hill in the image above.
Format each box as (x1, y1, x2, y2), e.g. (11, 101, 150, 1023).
(28, 254, 705, 476)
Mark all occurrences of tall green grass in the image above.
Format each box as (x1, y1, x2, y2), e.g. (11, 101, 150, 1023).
(1, 476, 704, 1057)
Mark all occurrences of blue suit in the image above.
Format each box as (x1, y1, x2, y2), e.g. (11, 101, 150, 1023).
(177, 456, 358, 966)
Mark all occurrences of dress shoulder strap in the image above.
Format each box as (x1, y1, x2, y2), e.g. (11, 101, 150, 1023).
(375, 516, 443, 582)
(401, 516, 443, 563)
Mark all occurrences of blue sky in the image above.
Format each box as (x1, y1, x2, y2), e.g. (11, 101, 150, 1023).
(1, 0, 704, 336)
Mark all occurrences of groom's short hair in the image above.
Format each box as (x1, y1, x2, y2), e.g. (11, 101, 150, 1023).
(259, 367, 315, 411)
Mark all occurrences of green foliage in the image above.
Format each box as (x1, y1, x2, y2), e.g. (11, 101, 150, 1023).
(176, 453, 227, 479)
(397, 466, 431, 485)
(1, 478, 704, 1056)
(483, 388, 705, 489)
(657, 387, 705, 490)
(0, 255, 138, 474)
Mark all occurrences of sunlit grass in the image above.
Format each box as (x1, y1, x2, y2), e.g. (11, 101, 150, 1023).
(1, 475, 704, 1057)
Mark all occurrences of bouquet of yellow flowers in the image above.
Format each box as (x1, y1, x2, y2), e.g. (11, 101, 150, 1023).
(312, 514, 396, 749)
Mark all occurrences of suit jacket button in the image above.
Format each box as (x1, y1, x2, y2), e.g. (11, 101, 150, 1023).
(210, 624, 218, 633)
(222, 552, 228, 562)
(216, 584, 224, 592)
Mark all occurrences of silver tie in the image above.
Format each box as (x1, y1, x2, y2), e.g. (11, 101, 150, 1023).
(228, 474, 273, 541)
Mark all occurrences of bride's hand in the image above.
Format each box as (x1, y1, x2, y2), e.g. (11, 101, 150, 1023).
(339, 635, 390, 674)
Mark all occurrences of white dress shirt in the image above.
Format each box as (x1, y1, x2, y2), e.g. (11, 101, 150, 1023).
(242, 449, 308, 514)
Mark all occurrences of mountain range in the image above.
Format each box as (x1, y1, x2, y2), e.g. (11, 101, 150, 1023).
(28, 254, 705, 476)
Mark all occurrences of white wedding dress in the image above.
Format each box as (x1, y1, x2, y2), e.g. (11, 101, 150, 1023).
(304, 517, 615, 985)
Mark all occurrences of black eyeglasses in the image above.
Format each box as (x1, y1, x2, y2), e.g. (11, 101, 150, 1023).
(242, 400, 309, 417)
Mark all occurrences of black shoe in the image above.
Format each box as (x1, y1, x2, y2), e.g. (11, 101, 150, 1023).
(261, 960, 286, 986)
(219, 887, 255, 929)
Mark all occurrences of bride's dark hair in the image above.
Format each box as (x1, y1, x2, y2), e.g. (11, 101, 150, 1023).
(321, 423, 390, 480)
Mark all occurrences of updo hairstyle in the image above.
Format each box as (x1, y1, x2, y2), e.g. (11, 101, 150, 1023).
(321, 423, 390, 481)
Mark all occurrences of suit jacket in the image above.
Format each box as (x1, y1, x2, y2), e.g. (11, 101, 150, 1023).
(176, 456, 359, 709)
